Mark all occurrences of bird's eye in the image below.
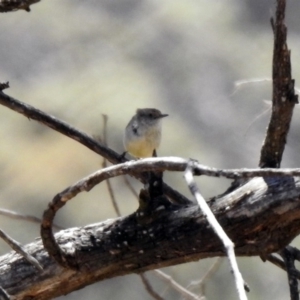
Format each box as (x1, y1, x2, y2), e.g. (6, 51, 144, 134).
(148, 113, 153, 118)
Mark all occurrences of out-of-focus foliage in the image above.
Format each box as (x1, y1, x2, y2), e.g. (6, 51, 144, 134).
(0, 0, 300, 299)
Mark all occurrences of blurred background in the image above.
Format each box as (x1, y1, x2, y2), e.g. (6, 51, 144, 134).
(0, 0, 300, 299)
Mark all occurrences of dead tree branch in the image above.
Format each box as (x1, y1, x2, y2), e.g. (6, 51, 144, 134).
(0, 0, 40, 12)
(40, 157, 300, 269)
(184, 164, 247, 300)
(259, 0, 298, 168)
(0, 229, 42, 271)
(139, 274, 166, 300)
(1, 174, 300, 299)
(280, 247, 300, 300)
(0, 0, 299, 299)
(0, 208, 63, 231)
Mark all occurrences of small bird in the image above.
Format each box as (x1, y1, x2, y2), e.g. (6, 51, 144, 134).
(124, 108, 168, 158)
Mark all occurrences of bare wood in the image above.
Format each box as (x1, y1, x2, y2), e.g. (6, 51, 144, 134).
(40, 157, 300, 269)
(139, 274, 165, 300)
(0, 0, 40, 12)
(0, 1, 299, 299)
(259, 0, 298, 168)
(1, 175, 300, 299)
(184, 164, 247, 300)
(0, 229, 42, 272)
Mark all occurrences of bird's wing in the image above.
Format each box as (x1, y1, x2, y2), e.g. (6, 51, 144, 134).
(131, 120, 139, 135)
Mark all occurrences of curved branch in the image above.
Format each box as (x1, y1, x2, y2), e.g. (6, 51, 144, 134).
(1, 175, 300, 299)
(41, 157, 300, 268)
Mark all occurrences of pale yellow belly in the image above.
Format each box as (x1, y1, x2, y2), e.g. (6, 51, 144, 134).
(126, 138, 155, 158)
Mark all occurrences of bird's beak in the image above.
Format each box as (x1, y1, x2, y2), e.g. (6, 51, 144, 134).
(159, 113, 168, 118)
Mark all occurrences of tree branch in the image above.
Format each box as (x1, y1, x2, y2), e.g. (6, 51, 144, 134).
(40, 157, 300, 268)
(259, 0, 298, 168)
(280, 247, 299, 300)
(0, 229, 42, 272)
(184, 163, 247, 300)
(0, 0, 40, 12)
(0, 208, 63, 231)
(0, 1, 299, 300)
(1, 174, 300, 299)
(139, 274, 165, 300)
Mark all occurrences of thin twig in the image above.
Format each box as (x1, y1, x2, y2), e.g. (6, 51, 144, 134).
(231, 77, 271, 97)
(103, 160, 121, 216)
(266, 253, 286, 270)
(101, 114, 121, 217)
(140, 274, 165, 300)
(243, 103, 271, 137)
(154, 270, 203, 300)
(184, 163, 247, 300)
(0, 286, 10, 300)
(187, 258, 223, 295)
(0, 208, 63, 231)
(266, 253, 300, 279)
(0, 229, 43, 271)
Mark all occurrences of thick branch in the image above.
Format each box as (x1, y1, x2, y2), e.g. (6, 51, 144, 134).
(259, 0, 298, 168)
(1, 175, 300, 299)
(40, 158, 300, 269)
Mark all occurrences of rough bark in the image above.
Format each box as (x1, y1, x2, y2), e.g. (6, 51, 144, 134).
(1, 176, 300, 299)
(0, 0, 299, 299)
(259, 0, 298, 168)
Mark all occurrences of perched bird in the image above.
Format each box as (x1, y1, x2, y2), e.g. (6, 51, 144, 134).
(124, 108, 168, 158)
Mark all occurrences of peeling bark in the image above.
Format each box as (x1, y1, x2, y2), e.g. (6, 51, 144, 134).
(1, 176, 300, 299)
